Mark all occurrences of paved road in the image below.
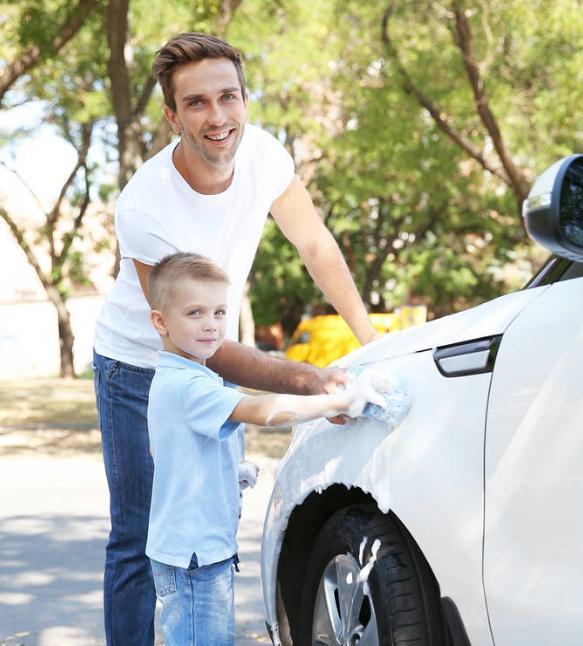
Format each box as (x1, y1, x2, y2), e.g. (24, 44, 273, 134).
(0, 453, 276, 645)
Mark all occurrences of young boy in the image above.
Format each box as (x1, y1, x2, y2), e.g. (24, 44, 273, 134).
(145, 252, 384, 646)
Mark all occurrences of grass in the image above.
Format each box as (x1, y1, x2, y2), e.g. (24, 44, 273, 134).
(0, 378, 292, 458)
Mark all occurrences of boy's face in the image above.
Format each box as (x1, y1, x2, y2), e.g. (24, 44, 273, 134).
(151, 278, 228, 364)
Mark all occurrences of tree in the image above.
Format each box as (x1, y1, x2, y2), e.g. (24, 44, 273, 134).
(1, 0, 108, 377)
(380, 1, 529, 212)
(0, 123, 94, 376)
(379, 0, 583, 213)
(234, 0, 583, 331)
(1, 0, 247, 374)
(0, 0, 104, 105)
(3, 0, 582, 366)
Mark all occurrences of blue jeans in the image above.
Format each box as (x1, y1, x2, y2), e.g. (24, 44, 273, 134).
(150, 554, 235, 646)
(93, 351, 156, 646)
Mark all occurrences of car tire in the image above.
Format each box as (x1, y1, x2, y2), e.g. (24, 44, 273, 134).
(298, 504, 448, 645)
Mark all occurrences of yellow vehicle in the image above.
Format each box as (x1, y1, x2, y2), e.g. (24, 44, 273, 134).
(285, 307, 427, 367)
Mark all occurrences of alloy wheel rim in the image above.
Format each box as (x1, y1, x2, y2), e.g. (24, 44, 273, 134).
(312, 553, 379, 646)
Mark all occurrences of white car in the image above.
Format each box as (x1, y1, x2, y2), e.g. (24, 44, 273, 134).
(260, 155, 583, 646)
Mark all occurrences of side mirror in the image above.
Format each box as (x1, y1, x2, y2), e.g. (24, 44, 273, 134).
(523, 154, 583, 262)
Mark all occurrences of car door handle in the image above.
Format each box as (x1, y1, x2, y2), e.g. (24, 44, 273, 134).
(433, 335, 502, 378)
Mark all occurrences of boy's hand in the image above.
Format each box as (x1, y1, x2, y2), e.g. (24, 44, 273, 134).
(301, 365, 349, 424)
(342, 383, 386, 419)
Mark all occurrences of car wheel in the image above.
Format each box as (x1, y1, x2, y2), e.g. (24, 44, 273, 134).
(298, 504, 447, 645)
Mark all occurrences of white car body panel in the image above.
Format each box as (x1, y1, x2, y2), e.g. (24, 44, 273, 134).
(262, 286, 550, 646)
(484, 277, 583, 645)
(333, 287, 546, 368)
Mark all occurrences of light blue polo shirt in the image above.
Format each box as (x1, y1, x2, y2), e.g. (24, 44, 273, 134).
(145, 351, 245, 568)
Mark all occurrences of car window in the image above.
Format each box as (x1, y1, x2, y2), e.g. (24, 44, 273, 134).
(559, 261, 583, 282)
(525, 256, 583, 288)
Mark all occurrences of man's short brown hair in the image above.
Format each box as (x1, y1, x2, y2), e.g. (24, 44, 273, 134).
(153, 32, 246, 112)
(148, 252, 230, 311)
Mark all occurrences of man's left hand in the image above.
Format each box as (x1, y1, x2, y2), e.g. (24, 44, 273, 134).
(363, 330, 385, 344)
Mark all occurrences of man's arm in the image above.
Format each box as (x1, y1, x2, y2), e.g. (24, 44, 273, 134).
(208, 339, 346, 395)
(134, 259, 347, 396)
(270, 176, 379, 345)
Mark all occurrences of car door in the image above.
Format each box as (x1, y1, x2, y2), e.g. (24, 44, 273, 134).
(483, 267, 583, 645)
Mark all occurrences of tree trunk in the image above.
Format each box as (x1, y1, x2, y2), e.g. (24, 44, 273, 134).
(46, 285, 76, 377)
(451, 2, 529, 210)
(147, 117, 174, 159)
(106, 0, 143, 190)
(362, 249, 392, 307)
(215, 0, 243, 38)
(106, 0, 142, 278)
(58, 310, 76, 378)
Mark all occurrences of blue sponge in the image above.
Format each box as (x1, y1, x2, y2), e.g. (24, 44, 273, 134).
(347, 365, 412, 430)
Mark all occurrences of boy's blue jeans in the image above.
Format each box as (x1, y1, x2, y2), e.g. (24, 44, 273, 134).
(93, 351, 156, 645)
(150, 554, 236, 645)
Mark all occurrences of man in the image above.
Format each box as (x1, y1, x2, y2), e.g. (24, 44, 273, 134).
(93, 32, 379, 645)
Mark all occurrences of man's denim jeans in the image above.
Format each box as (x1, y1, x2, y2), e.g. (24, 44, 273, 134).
(150, 554, 236, 646)
(93, 351, 156, 646)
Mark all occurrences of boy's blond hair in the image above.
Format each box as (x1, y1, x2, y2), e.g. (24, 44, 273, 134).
(148, 252, 230, 310)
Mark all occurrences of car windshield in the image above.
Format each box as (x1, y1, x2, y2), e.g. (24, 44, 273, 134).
(524, 256, 583, 288)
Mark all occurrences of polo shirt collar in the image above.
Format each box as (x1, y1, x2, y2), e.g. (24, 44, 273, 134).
(157, 351, 215, 377)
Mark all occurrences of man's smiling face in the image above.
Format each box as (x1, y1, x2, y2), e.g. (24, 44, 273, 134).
(165, 57, 247, 170)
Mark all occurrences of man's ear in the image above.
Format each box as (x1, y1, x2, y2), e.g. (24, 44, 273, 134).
(163, 105, 180, 135)
(151, 310, 168, 336)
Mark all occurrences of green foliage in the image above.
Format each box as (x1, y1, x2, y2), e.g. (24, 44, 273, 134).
(233, 0, 583, 328)
(248, 218, 319, 334)
(8, 0, 74, 52)
(66, 249, 93, 288)
(2, 0, 583, 336)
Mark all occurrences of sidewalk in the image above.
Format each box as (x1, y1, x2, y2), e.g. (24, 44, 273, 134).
(0, 453, 276, 645)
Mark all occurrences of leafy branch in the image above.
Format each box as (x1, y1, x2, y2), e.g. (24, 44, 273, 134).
(381, 1, 528, 211)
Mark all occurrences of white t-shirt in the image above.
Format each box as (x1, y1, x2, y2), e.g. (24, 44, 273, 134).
(94, 124, 295, 368)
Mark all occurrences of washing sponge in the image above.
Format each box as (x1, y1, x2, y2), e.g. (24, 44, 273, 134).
(347, 365, 412, 430)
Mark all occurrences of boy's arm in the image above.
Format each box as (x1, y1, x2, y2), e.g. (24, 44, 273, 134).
(229, 386, 385, 427)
